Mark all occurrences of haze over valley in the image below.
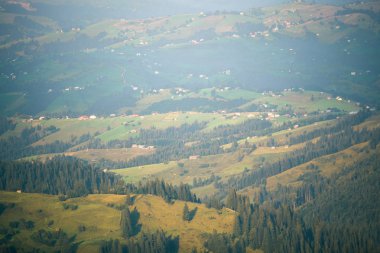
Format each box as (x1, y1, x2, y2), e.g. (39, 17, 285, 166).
(0, 1, 379, 252)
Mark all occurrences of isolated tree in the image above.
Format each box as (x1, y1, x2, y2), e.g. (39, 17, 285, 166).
(125, 194, 133, 206)
(183, 203, 190, 221)
(233, 215, 242, 236)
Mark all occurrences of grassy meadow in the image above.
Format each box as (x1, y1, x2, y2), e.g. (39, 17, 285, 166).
(0, 192, 235, 252)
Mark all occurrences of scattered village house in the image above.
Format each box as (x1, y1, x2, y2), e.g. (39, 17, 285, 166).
(189, 155, 200, 160)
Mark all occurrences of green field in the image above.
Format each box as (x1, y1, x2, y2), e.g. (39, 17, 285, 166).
(0, 88, 363, 177)
(1, 89, 359, 147)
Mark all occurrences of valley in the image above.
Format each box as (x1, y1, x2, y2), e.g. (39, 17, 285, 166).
(1, 0, 380, 252)
(1, 87, 379, 252)
(1, 1, 380, 116)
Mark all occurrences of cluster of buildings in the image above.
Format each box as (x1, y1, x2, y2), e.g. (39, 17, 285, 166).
(63, 86, 84, 92)
(78, 115, 97, 120)
(266, 112, 281, 120)
(249, 31, 270, 38)
(131, 144, 155, 150)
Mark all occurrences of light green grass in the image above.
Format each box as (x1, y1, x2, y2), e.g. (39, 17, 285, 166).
(35, 117, 125, 145)
(217, 89, 261, 100)
(253, 91, 359, 113)
(113, 161, 178, 183)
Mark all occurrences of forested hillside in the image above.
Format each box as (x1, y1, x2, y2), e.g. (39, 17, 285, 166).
(1, 0, 380, 252)
(1, 107, 379, 252)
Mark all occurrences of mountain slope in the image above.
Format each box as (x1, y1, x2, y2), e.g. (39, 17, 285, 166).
(0, 192, 235, 252)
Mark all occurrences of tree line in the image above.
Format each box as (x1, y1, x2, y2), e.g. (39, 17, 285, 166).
(99, 230, 179, 253)
(288, 110, 371, 146)
(203, 136, 380, 253)
(0, 116, 15, 135)
(88, 113, 341, 169)
(0, 155, 119, 196)
(0, 124, 93, 160)
(0, 156, 199, 203)
(220, 113, 380, 194)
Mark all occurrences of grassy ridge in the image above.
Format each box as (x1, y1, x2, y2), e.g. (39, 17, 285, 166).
(112, 112, 379, 200)
(0, 192, 235, 252)
(265, 141, 380, 192)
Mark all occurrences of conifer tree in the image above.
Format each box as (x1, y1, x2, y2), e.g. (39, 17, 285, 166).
(120, 208, 132, 238)
(226, 188, 238, 210)
(125, 194, 133, 206)
(233, 215, 242, 236)
(183, 203, 190, 221)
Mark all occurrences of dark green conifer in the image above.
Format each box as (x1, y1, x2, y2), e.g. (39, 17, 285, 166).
(183, 203, 190, 221)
